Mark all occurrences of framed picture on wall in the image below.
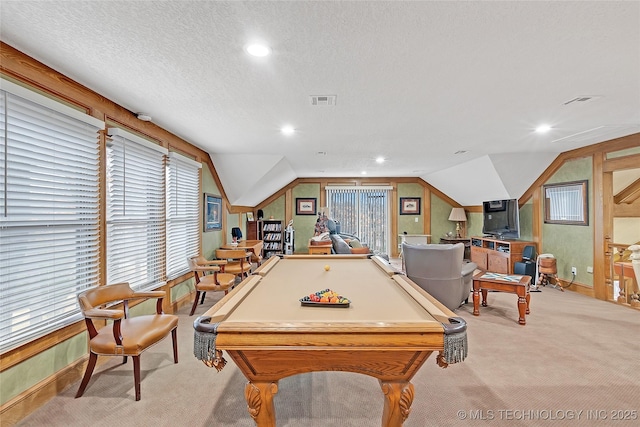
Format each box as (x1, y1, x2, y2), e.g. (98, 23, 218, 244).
(246, 212, 254, 222)
(204, 194, 222, 231)
(296, 198, 317, 215)
(400, 197, 421, 215)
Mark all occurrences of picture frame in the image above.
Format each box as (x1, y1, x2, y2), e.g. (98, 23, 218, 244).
(400, 197, 421, 215)
(204, 194, 222, 232)
(296, 198, 317, 215)
(246, 211, 254, 222)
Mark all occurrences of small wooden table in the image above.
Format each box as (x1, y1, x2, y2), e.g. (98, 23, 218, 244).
(473, 271, 531, 325)
(308, 240, 332, 255)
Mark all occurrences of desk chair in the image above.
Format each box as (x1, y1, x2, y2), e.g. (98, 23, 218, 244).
(76, 283, 178, 401)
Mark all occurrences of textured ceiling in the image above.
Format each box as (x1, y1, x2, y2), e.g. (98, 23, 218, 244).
(1, 1, 639, 206)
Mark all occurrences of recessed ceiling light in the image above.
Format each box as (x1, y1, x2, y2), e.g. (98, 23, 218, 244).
(281, 125, 295, 135)
(375, 156, 385, 164)
(245, 43, 271, 57)
(361, 171, 367, 175)
(536, 124, 552, 133)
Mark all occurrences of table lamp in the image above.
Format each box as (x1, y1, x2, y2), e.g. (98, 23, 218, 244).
(448, 208, 467, 238)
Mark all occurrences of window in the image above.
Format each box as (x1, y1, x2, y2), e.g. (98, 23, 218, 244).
(166, 152, 201, 279)
(543, 180, 589, 225)
(106, 128, 167, 291)
(0, 79, 103, 353)
(325, 186, 392, 255)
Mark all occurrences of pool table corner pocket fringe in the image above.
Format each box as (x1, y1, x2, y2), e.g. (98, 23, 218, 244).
(193, 316, 227, 371)
(439, 316, 468, 367)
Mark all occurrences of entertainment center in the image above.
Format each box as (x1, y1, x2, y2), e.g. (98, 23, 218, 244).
(470, 236, 535, 275)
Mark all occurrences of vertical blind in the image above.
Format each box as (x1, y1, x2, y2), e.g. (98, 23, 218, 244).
(166, 151, 201, 279)
(106, 128, 167, 292)
(325, 186, 392, 255)
(0, 80, 103, 353)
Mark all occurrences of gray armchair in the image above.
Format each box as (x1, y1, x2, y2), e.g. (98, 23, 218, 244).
(402, 242, 477, 311)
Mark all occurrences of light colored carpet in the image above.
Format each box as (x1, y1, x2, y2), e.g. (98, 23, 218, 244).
(15, 274, 640, 426)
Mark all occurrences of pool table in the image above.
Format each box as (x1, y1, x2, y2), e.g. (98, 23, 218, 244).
(193, 255, 468, 427)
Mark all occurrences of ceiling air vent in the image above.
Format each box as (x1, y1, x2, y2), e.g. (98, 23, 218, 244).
(563, 95, 602, 106)
(310, 95, 337, 106)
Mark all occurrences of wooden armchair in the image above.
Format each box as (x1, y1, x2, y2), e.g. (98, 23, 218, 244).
(188, 256, 235, 316)
(215, 249, 252, 281)
(75, 283, 178, 401)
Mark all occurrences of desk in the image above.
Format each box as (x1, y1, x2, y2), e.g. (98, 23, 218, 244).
(194, 255, 468, 427)
(439, 237, 471, 260)
(398, 234, 431, 256)
(473, 271, 531, 325)
(307, 240, 332, 255)
(221, 239, 263, 255)
(221, 240, 264, 264)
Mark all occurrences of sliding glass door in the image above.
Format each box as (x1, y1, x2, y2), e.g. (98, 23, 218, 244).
(325, 186, 391, 255)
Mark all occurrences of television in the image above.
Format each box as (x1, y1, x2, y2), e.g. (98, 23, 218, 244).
(482, 199, 520, 240)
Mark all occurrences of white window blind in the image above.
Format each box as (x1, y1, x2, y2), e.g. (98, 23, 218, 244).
(166, 151, 201, 279)
(546, 185, 585, 222)
(106, 128, 167, 292)
(325, 186, 391, 255)
(0, 79, 103, 353)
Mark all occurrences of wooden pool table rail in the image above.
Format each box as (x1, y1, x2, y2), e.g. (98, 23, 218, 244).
(194, 256, 466, 427)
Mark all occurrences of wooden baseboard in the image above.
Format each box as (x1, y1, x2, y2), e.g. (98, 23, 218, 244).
(560, 279, 595, 297)
(171, 291, 195, 313)
(0, 355, 92, 426)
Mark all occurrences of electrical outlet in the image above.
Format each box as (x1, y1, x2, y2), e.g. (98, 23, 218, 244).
(587, 266, 593, 274)
(571, 267, 577, 275)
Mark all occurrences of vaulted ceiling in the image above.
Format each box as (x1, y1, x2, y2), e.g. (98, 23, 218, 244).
(1, 1, 638, 206)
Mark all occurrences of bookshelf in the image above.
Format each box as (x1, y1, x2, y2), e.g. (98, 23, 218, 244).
(259, 219, 284, 258)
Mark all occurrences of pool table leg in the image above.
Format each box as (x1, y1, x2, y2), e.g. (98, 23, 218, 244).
(245, 381, 278, 427)
(380, 380, 414, 427)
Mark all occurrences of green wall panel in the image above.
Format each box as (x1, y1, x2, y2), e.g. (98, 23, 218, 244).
(292, 183, 321, 253)
(430, 194, 454, 243)
(202, 165, 223, 259)
(542, 157, 594, 286)
(519, 200, 534, 242)
(467, 211, 483, 238)
(397, 183, 424, 235)
(0, 333, 87, 405)
(261, 195, 285, 222)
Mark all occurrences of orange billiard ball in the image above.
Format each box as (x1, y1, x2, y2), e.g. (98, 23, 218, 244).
(324, 264, 330, 271)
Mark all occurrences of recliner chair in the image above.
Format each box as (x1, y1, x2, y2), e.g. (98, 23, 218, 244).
(402, 242, 477, 311)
